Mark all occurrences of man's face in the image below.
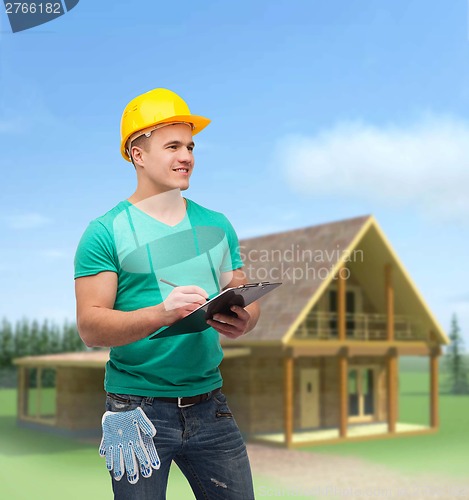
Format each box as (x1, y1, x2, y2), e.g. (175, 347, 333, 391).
(134, 123, 195, 193)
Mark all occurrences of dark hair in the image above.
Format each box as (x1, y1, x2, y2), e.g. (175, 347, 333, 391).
(128, 134, 151, 168)
(130, 134, 151, 154)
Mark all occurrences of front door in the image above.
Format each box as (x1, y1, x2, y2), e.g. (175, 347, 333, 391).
(348, 366, 375, 422)
(300, 368, 319, 428)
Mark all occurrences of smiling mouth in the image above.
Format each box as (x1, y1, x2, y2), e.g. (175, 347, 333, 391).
(173, 168, 189, 173)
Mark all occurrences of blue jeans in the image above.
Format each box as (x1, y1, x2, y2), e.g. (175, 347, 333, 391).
(105, 390, 255, 500)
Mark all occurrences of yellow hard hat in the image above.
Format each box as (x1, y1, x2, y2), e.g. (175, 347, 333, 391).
(120, 88, 211, 162)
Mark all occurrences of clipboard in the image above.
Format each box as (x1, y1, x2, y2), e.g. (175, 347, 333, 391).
(149, 281, 282, 339)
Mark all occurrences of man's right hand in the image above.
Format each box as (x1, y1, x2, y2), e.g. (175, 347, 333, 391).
(75, 272, 209, 347)
(162, 285, 208, 323)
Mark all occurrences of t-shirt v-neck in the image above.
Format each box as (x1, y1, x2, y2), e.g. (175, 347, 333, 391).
(122, 197, 191, 230)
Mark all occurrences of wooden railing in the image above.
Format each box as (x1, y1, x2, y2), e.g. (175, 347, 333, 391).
(295, 312, 426, 341)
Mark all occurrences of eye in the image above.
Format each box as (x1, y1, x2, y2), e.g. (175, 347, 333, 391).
(188, 146, 194, 152)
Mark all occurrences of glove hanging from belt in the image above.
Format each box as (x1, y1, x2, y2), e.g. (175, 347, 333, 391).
(99, 407, 160, 484)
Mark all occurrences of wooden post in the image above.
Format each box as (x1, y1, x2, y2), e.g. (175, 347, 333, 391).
(387, 349, 397, 433)
(284, 355, 294, 447)
(338, 349, 348, 437)
(430, 349, 439, 428)
(338, 265, 346, 341)
(36, 367, 42, 419)
(17, 366, 29, 419)
(385, 264, 394, 341)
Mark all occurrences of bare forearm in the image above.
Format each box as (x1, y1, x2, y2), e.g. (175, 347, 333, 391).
(78, 304, 168, 348)
(245, 302, 260, 333)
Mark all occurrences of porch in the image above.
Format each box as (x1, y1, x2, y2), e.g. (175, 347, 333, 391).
(252, 421, 434, 447)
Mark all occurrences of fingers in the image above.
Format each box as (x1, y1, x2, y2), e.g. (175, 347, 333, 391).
(112, 445, 124, 481)
(134, 438, 153, 478)
(122, 442, 139, 484)
(102, 443, 113, 472)
(208, 321, 243, 339)
(99, 436, 106, 458)
(135, 407, 157, 437)
(136, 408, 161, 470)
(178, 293, 208, 306)
(163, 286, 209, 312)
(142, 433, 161, 470)
(174, 285, 209, 299)
(211, 306, 247, 327)
(207, 306, 250, 339)
(100, 409, 160, 485)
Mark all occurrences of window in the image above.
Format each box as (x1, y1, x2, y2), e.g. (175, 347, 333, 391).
(348, 366, 376, 421)
(18, 366, 57, 425)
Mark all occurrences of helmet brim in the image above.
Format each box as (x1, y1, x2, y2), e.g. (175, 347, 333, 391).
(121, 114, 210, 162)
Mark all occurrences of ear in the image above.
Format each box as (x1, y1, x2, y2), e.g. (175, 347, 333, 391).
(131, 146, 145, 168)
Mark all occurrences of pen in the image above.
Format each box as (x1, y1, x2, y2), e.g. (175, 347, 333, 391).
(160, 278, 210, 301)
(159, 278, 180, 288)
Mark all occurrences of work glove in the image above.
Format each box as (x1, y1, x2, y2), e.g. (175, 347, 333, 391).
(99, 407, 161, 484)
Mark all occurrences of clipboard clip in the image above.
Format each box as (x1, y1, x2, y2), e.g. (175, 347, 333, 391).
(237, 281, 270, 291)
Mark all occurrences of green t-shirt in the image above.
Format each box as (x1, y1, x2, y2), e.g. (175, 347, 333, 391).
(74, 198, 243, 397)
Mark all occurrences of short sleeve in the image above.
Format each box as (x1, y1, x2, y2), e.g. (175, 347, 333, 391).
(221, 217, 244, 272)
(74, 220, 118, 279)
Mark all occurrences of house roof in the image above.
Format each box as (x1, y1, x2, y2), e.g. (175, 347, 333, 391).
(13, 346, 251, 367)
(221, 214, 449, 346)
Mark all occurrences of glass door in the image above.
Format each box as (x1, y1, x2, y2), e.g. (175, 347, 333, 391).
(348, 367, 375, 422)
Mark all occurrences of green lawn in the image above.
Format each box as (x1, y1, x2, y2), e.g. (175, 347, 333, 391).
(306, 369, 469, 479)
(0, 389, 278, 499)
(1, 361, 467, 499)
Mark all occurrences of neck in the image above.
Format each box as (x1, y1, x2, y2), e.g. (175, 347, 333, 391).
(127, 189, 187, 224)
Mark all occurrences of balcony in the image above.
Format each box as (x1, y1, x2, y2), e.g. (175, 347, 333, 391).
(295, 311, 426, 341)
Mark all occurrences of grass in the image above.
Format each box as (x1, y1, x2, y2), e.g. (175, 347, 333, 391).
(0, 389, 282, 499)
(1, 357, 467, 498)
(304, 364, 469, 479)
(27, 387, 56, 417)
(0, 389, 193, 499)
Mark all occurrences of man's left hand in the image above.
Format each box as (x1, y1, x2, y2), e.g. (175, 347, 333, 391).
(207, 305, 251, 339)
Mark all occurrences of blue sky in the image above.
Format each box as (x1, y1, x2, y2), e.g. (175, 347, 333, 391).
(0, 0, 468, 344)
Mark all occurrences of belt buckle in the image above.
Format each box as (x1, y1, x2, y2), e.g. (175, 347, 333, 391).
(178, 397, 195, 408)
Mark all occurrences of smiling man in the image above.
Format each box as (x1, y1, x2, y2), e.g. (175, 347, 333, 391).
(74, 88, 259, 499)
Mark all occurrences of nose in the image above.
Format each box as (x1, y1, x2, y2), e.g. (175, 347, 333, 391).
(177, 146, 193, 164)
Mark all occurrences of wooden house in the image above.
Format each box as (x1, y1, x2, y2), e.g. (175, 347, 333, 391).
(14, 215, 449, 446)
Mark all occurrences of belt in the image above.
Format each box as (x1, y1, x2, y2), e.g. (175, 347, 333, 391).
(155, 388, 221, 408)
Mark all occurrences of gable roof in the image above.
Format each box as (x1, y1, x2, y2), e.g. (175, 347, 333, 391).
(221, 214, 449, 346)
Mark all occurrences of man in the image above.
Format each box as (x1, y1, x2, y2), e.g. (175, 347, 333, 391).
(74, 88, 259, 499)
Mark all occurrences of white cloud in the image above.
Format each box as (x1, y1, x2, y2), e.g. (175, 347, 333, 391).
(3, 213, 52, 229)
(278, 115, 469, 222)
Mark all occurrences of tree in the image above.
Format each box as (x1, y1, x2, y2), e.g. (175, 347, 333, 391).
(39, 319, 51, 355)
(14, 317, 31, 358)
(62, 320, 86, 352)
(0, 318, 14, 368)
(49, 322, 61, 354)
(29, 319, 40, 355)
(444, 314, 469, 394)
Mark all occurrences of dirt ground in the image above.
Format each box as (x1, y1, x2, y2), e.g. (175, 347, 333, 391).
(247, 444, 469, 499)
